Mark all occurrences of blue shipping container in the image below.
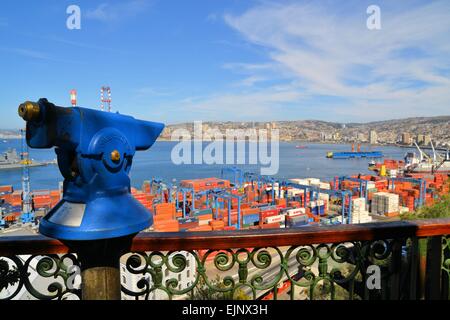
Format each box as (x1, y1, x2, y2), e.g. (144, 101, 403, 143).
(243, 214, 260, 225)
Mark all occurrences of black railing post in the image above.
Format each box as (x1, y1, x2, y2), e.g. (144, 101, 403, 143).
(425, 236, 442, 300)
(408, 237, 420, 300)
(389, 238, 403, 300)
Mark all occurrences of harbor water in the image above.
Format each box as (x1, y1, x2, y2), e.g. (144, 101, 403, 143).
(0, 140, 413, 191)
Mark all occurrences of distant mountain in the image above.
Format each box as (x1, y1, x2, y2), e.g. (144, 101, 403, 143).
(0, 129, 21, 139)
(161, 116, 450, 146)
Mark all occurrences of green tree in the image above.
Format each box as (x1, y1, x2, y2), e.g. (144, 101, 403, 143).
(401, 194, 450, 220)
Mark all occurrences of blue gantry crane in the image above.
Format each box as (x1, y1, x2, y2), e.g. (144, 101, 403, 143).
(221, 166, 245, 187)
(337, 176, 370, 199)
(281, 181, 353, 224)
(209, 190, 243, 228)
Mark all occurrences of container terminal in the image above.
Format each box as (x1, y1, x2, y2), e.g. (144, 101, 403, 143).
(1, 95, 448, 233)
(1, 165, 448, 232)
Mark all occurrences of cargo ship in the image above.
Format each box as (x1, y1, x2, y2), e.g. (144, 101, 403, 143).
(0, 148, 55, 170)
(327, 143, 383, 159)
(404, 141, 450, 174)
(327, 151, 384, 159)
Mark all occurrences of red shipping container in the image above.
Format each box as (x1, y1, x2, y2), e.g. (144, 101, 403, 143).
(259, 209, 279, 219)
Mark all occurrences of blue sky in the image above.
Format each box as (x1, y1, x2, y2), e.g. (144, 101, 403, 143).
(1, 0, 449, 128)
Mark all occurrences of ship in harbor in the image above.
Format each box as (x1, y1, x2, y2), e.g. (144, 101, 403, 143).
(0, 148, 56, 170)
(404, 141, 450, 174)
(327, 143, 383, 159)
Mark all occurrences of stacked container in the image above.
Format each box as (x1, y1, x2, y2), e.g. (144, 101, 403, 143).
(371, 192, 399, 216)
(350, 198, 372, 224)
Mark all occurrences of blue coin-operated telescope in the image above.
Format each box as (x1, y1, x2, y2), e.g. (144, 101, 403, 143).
(18, 98, 164, 240)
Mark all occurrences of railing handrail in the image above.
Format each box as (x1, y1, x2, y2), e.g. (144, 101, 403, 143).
(1, 218, 450, 255)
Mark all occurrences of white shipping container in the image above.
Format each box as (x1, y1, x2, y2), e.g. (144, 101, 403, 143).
(367, 181, 376, 189)
(289, 178, 310, 186)
(287, 188, 304, 197)
(389, 169, 397, 178)
(287, 208, 305, 216)
(265, 215, 286, 224)
(321, 182, 331, 190)
(199, 219, 212, 226)
(400, 206, 410, 213)
(318, 193, 330, 201)
(307, 178, 321, 185)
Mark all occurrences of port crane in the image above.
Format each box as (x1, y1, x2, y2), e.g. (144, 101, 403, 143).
(281, 181, 353, 224)
(221, 166, 245, 187)
(20, 129, 34, 223)
(336, 176, 370, 199)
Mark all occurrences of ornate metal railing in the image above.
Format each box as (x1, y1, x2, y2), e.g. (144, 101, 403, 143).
(1, 218, 449, 300)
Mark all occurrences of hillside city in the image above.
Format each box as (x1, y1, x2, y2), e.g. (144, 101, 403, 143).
(159, 116, 450, 148)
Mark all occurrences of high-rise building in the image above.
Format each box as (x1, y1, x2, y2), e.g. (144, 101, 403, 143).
(369, 130, 378, 144)
(332, 132, 341, 141)
(417, 134, 425, 144)
(423, 135, 432, 146)
(402, 133, 412, 145)
(357, 133, 366, 142)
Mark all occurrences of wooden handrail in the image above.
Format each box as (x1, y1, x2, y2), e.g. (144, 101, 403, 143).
(1, 218, 450, 255)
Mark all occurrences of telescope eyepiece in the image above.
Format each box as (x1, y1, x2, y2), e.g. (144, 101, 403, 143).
(18, 101, 41, 121)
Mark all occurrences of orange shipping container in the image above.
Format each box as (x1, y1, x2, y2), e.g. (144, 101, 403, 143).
(260, 222, 280, 229)
(155, 225, 180, 232)
(385, 211, 399, 217)
(242, 207, 260, 215)
(153, 213, 174, 223)
(0, 185, 13, 193)
(198, 214, 213, 221)
(189, 225, 213, 232)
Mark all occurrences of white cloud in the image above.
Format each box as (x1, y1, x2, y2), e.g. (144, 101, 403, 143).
(0, 47, 82, 64)
(164, 88, 305, 121)
(217, 0, 450, 121)
(86, 0, 151, 22)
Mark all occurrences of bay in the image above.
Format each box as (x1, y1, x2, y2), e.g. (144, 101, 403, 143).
(0, 140, 413, 191)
